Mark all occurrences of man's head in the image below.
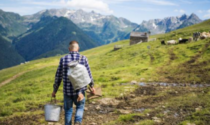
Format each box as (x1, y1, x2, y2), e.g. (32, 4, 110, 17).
(69, 40, 79, 52)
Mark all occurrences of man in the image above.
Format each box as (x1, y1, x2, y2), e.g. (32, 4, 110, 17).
(52, 41, 95, 125)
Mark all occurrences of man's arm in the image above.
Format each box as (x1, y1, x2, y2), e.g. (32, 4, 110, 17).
(52, 58, 63, 97)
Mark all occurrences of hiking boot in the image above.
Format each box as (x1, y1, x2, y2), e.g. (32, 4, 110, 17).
(74, 122, 81, 125)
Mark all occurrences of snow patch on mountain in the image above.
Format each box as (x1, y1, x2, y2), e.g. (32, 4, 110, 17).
(152, 23, 157, 29)
(134, 13, 202, 34)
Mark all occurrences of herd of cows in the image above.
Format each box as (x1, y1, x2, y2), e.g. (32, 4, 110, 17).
(161, 31, 210, 45)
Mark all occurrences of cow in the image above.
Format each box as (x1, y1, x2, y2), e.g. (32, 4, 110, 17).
(193, 32, 200, 41)
(161, 40, 165, 45)
(179, 39, 188, 44)
(200, 35, 207, 40)
(188, 37, 193, 42)
(167, 40, 177, 45)
(199, 32, 210, 39)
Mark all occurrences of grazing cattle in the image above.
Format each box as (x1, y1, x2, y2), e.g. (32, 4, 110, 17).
(114, 45, 123, 51)
(167, 40, 177, 45)
(193, 32, 200, 41)
(161, 40, 165, 45)
(200, 32, 210, 39)
(200, 35, 207, 40)
(148, 38, 157, 42)
(206, 33, 210, 38)
(179, 39, 188, 44)
(201, 32, 207, 35)
(188, 37, 193, 42)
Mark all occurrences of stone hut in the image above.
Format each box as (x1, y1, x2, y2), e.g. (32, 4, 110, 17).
(130, 32, 149, 45)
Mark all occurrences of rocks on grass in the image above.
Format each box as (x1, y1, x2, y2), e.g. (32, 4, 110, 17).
(152, 117, 161, 123)
(195, 106, 202, 112)
(118, 109, 132, 114)
(130, 80, 137, 85)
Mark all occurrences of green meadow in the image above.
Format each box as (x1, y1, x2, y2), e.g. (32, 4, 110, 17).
(0, 19, 210, 124)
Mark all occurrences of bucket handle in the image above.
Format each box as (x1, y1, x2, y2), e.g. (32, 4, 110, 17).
(51, 97, 57, 104)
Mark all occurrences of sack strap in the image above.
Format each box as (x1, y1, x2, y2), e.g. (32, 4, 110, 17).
(78, 55, 83, 63)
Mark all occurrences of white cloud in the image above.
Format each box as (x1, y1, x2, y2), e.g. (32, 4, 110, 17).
(16, 0, 113, 14)
(198, 10, 203, 13)
(204, 9, 210, 18)
(204, 14, 210, 18)
(0, 6, 45, 15)
(119, 5, 161, 12)
(106, 0, 178, 6)
(141, 0, 178, 6)
(174, 9, 185, 14)
(66, 0, 113, 14)
(102, 0, 137, 4)
(179, 0, 192, 4)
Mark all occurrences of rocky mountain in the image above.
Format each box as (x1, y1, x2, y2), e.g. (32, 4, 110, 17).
(0, 35, 25, 70)
(133, 13, 202, 35)
(23, 9, 138, 44)
(13, 16, 98, 61)
(0, 9, 28, 41)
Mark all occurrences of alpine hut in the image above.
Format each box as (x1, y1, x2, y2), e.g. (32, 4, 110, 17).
(130, 32, 149, 45)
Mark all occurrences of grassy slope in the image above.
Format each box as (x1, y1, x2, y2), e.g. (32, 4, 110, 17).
(0, 19, 210, 124)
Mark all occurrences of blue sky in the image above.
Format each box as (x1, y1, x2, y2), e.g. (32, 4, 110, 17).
(0, 0, 210, 23)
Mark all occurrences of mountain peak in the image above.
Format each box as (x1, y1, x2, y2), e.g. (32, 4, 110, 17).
(91, 10, 96, 13)
(189, 13, 199, 18)
(190, 13, 197, 16)
(188, 13, 202, 22)
(180, 14, 188, 21)
(77, 9, 84, 12)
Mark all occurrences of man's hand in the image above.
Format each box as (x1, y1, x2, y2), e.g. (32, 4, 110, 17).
(90, 87, 96, 95)
(77, 93, 84, 102)
(52, 92, 56, 97)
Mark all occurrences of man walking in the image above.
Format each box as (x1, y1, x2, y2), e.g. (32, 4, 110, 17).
(52, 41, 95, 125)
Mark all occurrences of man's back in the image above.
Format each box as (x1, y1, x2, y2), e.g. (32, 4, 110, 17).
(53, 51, 94, 95)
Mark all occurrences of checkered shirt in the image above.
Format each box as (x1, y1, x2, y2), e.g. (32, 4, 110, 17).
(53, 51, 94, 95)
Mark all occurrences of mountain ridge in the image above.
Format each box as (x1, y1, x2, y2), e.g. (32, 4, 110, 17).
(0, 9, 28, 41)
(0, 35, 25, 70)
(133, 13, 202, 35)
(23, 8, 138, 44)
(14, 16, 98, 61)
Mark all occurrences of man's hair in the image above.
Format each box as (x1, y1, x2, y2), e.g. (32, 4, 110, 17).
(69, 40, 79, 50)
(69, 40, 79, 45)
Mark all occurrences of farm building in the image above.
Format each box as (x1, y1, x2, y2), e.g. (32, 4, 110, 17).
(130, 32, 149, 45)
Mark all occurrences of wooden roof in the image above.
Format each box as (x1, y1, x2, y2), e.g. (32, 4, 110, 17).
(130, 32, 149, 38)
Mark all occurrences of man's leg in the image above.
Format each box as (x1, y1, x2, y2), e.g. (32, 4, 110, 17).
(73, 92, 85, 124)
(64, 94, 74, 125)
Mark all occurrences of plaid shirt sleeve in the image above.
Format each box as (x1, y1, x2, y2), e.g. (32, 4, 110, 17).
(53, 58, 63, 93)
(84, 57, 94, 87)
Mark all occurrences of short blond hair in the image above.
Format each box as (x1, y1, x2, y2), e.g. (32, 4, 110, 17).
(69, 41, 79, 50)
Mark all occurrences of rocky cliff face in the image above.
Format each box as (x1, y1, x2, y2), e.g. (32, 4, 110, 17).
(134, 13, 202, 35)
(23, 9, 138, 44)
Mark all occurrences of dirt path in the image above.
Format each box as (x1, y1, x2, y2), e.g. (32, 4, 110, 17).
(0, 64, 57, 88)
(0, 71, 27, 88)
(0, 85, 207, 125)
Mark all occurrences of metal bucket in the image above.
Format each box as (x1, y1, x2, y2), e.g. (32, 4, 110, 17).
(44, 97, 62, 122)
